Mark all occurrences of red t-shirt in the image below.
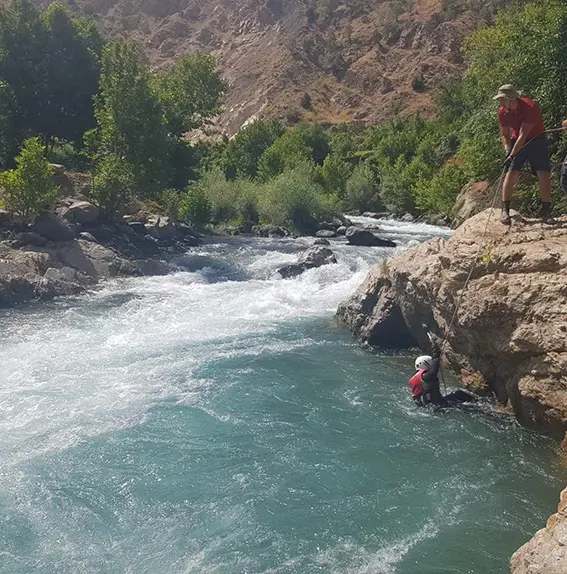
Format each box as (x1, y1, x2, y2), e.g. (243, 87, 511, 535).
(498, 97, 545, 140)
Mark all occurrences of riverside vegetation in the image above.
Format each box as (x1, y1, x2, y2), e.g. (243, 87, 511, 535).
(0, 0, 566, 235)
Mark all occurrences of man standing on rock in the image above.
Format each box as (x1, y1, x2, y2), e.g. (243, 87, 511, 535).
(495, 84, 554, 224)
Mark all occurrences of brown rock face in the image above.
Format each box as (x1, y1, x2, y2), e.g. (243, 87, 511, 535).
(337, 209, 567, 438)
(510, 487, 567, 573)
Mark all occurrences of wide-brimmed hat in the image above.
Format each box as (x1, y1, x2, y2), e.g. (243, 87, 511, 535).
(493, 84, 519, 100)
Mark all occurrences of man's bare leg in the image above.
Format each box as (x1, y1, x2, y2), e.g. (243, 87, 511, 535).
(537, 170, 554, 222)
(501, 170, 519, 224)
(536, 170, 552, 202)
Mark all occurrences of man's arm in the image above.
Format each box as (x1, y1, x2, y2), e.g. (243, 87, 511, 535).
(500, 124, 512, 152)
(422, 343, 441, 383)
(510, 123, 533, 157)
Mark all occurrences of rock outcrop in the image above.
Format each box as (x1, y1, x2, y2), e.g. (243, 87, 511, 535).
(338, 209, 567, 436)
(337, 208, 567, 571)
(511, 487, 567, 574)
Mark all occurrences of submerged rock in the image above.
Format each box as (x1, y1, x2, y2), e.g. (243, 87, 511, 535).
(345, 226, 396, 248)
(278, 246, 337, 278)
(313, 238, 331, 246)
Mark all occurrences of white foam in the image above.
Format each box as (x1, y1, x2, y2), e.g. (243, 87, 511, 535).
(0, 225, 447, 468)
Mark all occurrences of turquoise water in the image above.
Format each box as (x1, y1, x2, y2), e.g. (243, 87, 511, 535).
(0, 219, 564, 573)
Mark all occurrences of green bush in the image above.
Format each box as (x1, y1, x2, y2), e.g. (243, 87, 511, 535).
(179, 186, 212, 227)
(0, 137, 58, 221)
(344, 163, 381, 213)
(415, 162, 469, 215)
(191, 168, 242, 222)
(91, 156, 135, 217)
(159, 188, 182, 222)
(256, 162, 337, 233)
(322, 153, 353, 197)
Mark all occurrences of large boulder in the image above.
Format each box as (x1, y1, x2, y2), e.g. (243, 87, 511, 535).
(145, 216, 177, 241)
(511, 487, 567, 574)
(12, 232, 47, 248)
(278, 246, 337, 279)
(345, 226, 396, 248)
(65, 201, 100, 225)
(314, 238, 331, 246)
(32, 212, 75, 242)
(451, 180, 492, 227)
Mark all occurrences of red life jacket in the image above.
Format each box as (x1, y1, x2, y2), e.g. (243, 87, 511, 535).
(409, 369, 426, 397)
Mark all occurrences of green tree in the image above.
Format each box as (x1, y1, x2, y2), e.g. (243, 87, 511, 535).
(0, 1, 103, 150)
(93, 40, 169, 199)
(0, 137, 58, 221)
(156, 52, 226, 136)
(91, 155, 135, 217)
(321, 153, 352, 197)
(0, 80, 18, 167)
(41, 3, 103, 147)
(257, 123, 330, 180)
(219, 119, 284, 179)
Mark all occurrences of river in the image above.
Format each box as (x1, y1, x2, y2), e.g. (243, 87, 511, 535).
(0, 218, 563, 573)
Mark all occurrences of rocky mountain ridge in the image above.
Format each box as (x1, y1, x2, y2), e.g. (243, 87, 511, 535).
(27, 0, 505, 134)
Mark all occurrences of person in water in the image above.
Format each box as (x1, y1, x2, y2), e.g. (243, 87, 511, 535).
(409, 340, 446, 407)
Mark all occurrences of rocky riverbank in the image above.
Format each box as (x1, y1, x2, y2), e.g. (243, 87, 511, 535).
(336, 208, 567, 572)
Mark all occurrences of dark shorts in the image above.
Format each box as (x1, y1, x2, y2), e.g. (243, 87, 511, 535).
(509, 134, 550, 173)
(562, 155, 567, 195)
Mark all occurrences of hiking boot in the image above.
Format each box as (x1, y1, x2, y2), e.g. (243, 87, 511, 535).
(500, 209, 511, 225)
(540, 202, 556, 224)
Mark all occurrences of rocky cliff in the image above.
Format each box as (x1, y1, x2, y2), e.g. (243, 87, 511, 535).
(27, 0, 507, 133)
(511, 487, 567, 574)
(336, 208, 567, 571)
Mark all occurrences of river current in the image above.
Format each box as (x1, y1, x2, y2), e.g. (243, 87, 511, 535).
(0, 218, 564, 573)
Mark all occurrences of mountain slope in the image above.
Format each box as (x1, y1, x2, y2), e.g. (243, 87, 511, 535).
(30, 0, 504, 133)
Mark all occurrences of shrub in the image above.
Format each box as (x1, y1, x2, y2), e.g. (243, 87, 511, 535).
(192, 168, 241, 222)
(91, 156, 135, 217)
(160, 188, 182, 222)
(256, 162, 337, 233)
(414, 162, 469, 215)
(179, 186, 212, 227)
(300, 93, 312, 110)
(0, 137, 58, 222)
(344, 162, 382, 213)
(412, 72, 426, 92)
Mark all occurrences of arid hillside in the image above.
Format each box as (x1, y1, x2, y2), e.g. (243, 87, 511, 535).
(27, 0, 505, 133)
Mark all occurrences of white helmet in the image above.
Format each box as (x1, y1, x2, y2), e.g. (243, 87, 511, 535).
(415, 355, 432, 371)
